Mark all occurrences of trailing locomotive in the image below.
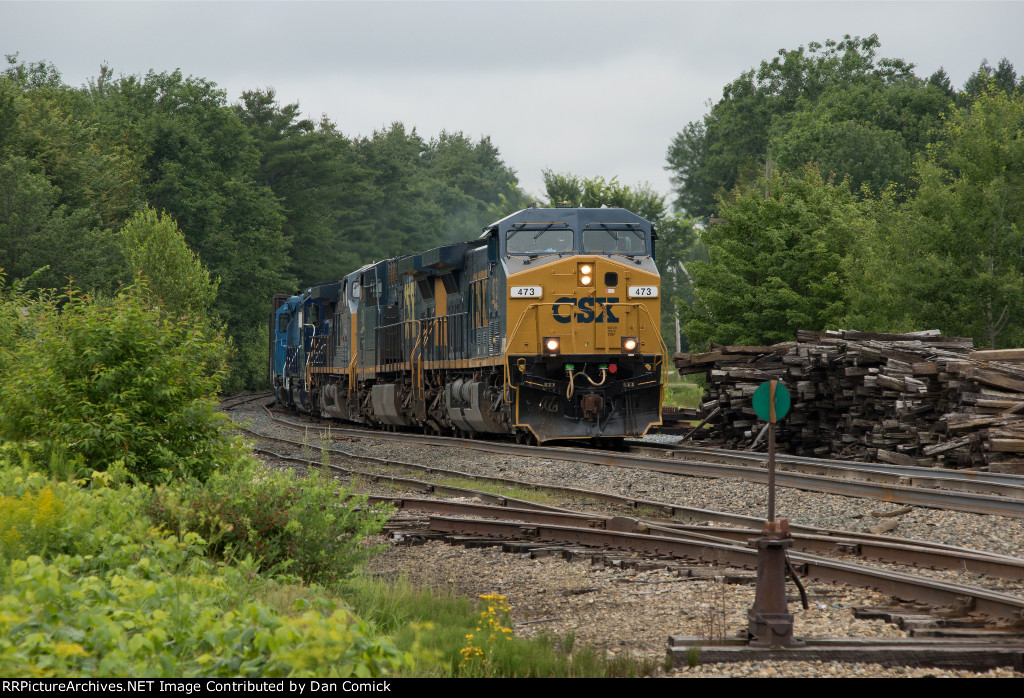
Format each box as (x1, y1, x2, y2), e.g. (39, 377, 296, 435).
(269, 207, 665, 443)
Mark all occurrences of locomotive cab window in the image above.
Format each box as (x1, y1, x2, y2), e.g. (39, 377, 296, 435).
(582, 226, 647, 255)
(506, 225, 574, 256)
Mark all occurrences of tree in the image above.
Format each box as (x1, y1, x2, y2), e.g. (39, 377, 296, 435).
(0, 58, 140, 293)
(423, 130, 528, 239)
(89, 70, 293, 389)
(0, 279, 232, 483)
(683, 165, 869, 348)
(541, 170, 667, 221)
(768, 77, 947, 195)
(852, 88, 1024, 348)
(236, 88, 371, 287)
(118, 207, 218, 317)
(961, 58, 1020, 103)
(666, 35, 946, 218)
(353, 122, 447, 259)
(657, 213, 705, 353)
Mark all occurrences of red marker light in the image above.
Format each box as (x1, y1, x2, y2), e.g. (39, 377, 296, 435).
(608, 364, 618, 374)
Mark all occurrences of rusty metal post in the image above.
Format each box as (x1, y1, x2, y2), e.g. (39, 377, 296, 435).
(747, 519, 803, 647)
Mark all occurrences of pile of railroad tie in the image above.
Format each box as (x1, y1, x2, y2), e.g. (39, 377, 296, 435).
(674, 330, 1024, 472)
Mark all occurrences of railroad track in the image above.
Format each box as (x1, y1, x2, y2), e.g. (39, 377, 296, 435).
(232, 409, 1024, 626)
(254, 404, 1024, 518)
(218, 391, 275, 411)
(381, 499, 1024, 626)
(248, 434, 1024, 583)
(627, 442, 1024, 496)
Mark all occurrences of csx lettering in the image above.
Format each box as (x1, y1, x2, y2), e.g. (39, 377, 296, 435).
(552, 297, 619, 324)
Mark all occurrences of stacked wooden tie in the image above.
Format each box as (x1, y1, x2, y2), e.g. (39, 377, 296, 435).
(675, 330, 1024, 472)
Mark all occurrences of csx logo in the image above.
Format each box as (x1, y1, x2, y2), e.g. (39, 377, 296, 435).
(552, 297, 620, 324)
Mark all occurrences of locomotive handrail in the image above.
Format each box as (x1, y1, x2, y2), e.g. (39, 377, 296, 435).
(417, 310, 470, 365)
(405, 318, 424, 399)
(637, 303, 669, 416)
(348, 344, 357, 398)
(504, 302, 542, 403)
(304, 326, 328, 386)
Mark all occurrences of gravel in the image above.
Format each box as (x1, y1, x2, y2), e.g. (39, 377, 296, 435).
(229, 400, 1024, 678)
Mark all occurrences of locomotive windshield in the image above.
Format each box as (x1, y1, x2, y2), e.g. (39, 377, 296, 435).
(581, 225, 647, 256)
(506, 224, 573, 256)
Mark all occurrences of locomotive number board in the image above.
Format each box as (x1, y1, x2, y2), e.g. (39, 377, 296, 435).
(627, 286, 658, 298)
(510, 286, 543, 298)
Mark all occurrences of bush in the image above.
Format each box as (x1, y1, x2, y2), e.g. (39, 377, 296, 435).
(0, 455, 408, 678)
(0, 448, 154, 572)
(149, 458, 392, 586)
(0, 543, 411, 677)
(0, 279, 235, 483)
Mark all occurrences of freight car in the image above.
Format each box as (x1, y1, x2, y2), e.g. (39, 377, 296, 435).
(269, 207, 666, 443)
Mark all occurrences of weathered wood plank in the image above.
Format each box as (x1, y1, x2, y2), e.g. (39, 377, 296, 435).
(966, 367, 1024, 393)
(970, 348, 1024, 361)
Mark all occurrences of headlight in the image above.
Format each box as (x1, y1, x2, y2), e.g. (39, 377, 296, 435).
(542, 337, 561, 355)
(621, 336, 638, 354)
(578, 263, 593, 286)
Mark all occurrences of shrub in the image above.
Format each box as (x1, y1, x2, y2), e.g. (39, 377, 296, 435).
(0, 449, 153, 572)
(149, 458, 392, 586)
(0, 279, 235, 483)
(0, 449, 408, 678)
(0, 541, 411, 677)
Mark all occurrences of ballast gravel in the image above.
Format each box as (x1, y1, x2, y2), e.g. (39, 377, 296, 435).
(230, 402, 1024, 678)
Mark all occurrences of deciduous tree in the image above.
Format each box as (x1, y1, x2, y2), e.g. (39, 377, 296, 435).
(851, 89, 1024, 348)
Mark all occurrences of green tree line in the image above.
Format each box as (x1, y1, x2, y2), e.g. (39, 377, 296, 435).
(5, 36, 1023, 383)
(667, 35, 1024, 350)
(0, 57, 529, 389)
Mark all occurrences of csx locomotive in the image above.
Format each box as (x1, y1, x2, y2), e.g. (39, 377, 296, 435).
(269, 207, 665, 443)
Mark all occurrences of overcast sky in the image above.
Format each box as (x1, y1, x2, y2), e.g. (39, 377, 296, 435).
(3, 1, 1023, 201)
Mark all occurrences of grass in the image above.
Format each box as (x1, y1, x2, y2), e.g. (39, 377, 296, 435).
(341, 575, 663, 678)
(663, 381, 704, 409)
(662, 368, 706, 410)
(637, 504, 670, 519)
(433, 476, 555, 506)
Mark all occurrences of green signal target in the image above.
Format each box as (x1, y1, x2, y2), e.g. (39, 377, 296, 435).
(752, 381, 791, 423)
